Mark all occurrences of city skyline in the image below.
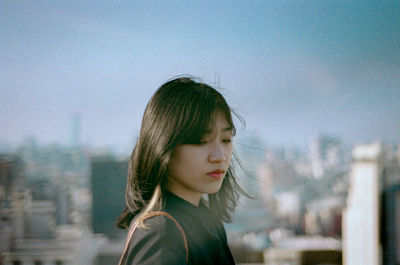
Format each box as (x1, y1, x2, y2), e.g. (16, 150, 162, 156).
(1, 1, 399, 151)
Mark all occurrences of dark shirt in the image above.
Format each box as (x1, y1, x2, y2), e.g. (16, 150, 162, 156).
(126, 191, 236, 265)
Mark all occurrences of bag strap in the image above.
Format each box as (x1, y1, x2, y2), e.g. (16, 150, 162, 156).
(118, 211, 189, 265)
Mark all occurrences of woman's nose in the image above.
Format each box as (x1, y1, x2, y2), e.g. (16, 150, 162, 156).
(208, 143, 226, 163)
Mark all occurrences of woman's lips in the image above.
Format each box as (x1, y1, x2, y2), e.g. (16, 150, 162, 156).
(207, 170, 225, 179)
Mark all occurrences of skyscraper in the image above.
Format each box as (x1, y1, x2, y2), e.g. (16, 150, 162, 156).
(309, 135, 342, 179)
(91, 157, 128, 239)
(71, 113, 81, 148)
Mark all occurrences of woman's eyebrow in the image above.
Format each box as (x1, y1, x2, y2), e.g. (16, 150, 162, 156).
(222, 126, 233, 132)
(204, 126, 233, 134)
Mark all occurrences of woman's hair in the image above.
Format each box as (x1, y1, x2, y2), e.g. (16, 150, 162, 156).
(117, 76, 246, 229)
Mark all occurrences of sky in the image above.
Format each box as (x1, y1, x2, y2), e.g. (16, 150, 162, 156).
(1, 0, 399, 153)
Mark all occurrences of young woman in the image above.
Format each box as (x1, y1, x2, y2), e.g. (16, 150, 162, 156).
(117, 76, 245, 265)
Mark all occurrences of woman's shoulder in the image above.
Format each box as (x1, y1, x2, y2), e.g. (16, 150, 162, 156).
(126, 213, 187, 265)
(134, 212, 186, 238)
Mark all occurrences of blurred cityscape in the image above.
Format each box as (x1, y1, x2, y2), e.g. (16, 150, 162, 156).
(1, 118, 399, 265)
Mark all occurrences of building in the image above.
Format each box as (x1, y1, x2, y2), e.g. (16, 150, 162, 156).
(309, 135, 343, 179)
(0, 152, 101, 265)
(91, 157, 129, 264)
(1, 189, 102, 265)
(91, 157, 128, 239)
(342, 142, 400, 265)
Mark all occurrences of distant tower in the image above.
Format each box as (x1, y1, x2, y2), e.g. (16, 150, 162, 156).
(310, 137, 324, 179)
(309, 135, 341, 179)
(71, 113, 81, 147)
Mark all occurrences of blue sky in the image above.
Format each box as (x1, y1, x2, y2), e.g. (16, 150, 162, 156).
(1, 0, 399, 151)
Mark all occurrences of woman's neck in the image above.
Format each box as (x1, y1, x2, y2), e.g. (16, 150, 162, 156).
(165, 186, 201, 207)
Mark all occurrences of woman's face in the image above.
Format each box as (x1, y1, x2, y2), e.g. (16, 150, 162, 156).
(167, 112, 234, 206)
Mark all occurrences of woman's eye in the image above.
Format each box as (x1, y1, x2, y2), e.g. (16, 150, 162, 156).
(223, 139, 232, 143)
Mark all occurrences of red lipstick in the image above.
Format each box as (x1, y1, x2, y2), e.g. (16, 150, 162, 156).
(207, 169, 225, 179)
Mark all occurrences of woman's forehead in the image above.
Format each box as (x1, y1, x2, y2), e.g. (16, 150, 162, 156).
(204, 112, 233, 133)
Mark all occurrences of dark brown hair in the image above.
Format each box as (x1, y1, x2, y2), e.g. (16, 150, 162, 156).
(117, 76, 245, 229)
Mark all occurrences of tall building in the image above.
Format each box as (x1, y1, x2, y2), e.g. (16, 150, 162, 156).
(309, 135, 342, 179)
(71, 113, 81, 148)
(0, 154, 24, 202)
(342, 142, 400, 265)
(91, 157, 128, 239)
(0, 154, 24, 254)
